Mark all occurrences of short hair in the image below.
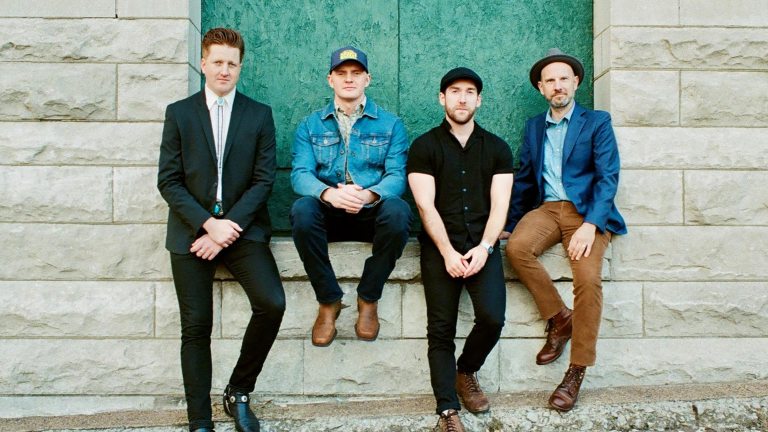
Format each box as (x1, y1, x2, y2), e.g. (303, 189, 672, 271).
(202, 28, 245, 62)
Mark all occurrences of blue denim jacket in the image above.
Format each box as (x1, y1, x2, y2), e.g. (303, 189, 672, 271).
(291, 98, 409, 204)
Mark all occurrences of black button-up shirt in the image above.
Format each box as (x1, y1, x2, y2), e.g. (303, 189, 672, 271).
(407, 119, 514, 251)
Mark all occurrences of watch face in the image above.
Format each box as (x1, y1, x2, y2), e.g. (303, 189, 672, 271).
(487, 245, 493, 255)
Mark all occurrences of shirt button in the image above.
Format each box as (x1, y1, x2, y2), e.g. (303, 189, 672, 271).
(461, 170, 466, 175)
(340, 150, 345, 154)
(464, 206, 468, 210)
(462, 188, 467, 192)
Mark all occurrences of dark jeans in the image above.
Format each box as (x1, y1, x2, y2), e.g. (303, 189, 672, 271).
(290, 196, 412, 303)
(420, 239, 506, 414)
(170, 240, 285, 431)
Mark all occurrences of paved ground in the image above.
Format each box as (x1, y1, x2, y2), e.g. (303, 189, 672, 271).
(2, 380, 767, 431)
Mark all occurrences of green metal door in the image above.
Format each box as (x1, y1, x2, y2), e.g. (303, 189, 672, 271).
(203, 0, 593, 233)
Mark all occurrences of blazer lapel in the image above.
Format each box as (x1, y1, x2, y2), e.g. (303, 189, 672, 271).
(563, 103, 586, 164)
(194, 92, 217, 161)
(222, 92, 245, 164)
(533, 115, 547, 178)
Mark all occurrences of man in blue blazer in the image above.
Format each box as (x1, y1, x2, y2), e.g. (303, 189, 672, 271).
(158, 28, 284, 432)
(502, 48, 627, 412)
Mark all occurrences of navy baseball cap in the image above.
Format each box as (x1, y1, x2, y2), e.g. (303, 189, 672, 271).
(329, 46, 368, 73)
(440, 67, 483, 94)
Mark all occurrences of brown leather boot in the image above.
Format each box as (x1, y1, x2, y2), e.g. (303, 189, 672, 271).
(548, 364, 586, 412)
(311, 301, 342, 347)
(536, 306, 573, 365)
(436, 409, 465, 432)
(355, 297, 380, 341)
(455, 371, 490, 413)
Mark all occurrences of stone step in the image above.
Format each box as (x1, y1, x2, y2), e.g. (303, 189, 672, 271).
(2, 381, 766, 432)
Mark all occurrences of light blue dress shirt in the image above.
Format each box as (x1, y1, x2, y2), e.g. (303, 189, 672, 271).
(542, 103, 575, 202)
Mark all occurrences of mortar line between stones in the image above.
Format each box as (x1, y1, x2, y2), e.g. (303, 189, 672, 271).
(153, 279, 157, 338)
(396, 0, 401, 115)
(678, 70, 682, 128)
(641, 281, 646, 337)
(681, 167, 686, 225)
(115, 63, 119, 121)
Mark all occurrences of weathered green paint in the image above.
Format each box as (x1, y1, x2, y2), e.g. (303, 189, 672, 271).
(203, 0, 593, 233)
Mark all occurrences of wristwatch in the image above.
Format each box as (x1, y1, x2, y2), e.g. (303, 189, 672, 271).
(480, 241, 494, 255)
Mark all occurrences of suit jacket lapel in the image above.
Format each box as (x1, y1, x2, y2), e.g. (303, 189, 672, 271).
(533, 115, 547, 180)
(222, 92, 245, 164)
(194, 92, 217, 161)
(563, 103, 586, 164)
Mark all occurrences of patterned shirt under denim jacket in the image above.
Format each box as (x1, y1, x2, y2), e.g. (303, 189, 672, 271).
(291, 98, 409, 207)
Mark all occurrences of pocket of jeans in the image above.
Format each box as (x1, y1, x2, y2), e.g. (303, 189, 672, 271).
(310, 134, 340, 163)
(359, 133, 390, 164)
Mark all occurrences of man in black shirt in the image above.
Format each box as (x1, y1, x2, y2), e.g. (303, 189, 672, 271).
(407, 67, 514, 432)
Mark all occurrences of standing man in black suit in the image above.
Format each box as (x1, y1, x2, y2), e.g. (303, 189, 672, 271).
(158, 28, 284, 432)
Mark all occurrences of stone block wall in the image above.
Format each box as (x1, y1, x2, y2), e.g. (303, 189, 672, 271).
(592, 0, 768, 383)
(1, 0, 768, 419)
(0, 0, 203, 418)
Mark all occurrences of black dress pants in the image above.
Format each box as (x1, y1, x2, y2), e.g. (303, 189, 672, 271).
(420, 239, 506, 414)
(170, 239, 285, 431)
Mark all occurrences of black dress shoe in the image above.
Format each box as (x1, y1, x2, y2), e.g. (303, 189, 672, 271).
(223, 385, 260, 432)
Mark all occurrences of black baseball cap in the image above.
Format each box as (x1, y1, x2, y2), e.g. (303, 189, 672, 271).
(440, 67, 483, 94)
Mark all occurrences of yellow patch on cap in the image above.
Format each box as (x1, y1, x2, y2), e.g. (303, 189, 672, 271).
(339, 49, 358, 60)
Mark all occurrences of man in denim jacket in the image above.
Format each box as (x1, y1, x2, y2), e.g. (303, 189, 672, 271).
(290, 46, 412, 347)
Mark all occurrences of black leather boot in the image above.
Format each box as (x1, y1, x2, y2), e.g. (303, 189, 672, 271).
(223, 385, 260, 432)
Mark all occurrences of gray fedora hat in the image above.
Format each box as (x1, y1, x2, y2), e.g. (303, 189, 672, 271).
(528, 48, 585, 89)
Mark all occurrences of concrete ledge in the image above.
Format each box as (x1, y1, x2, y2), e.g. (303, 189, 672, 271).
(2, 381, 766, 431)
(261, 237, 611, 282)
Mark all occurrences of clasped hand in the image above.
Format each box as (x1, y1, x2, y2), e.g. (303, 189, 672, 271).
(443, 245, 488, 279)
(191, 217, 243, 260)
(322, 183, 377, 214)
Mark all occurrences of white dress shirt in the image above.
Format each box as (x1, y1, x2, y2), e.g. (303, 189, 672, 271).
(204, 85, 236, 204)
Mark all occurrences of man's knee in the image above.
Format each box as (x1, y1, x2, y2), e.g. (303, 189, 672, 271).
(258, 295, 286, 321)
(427, 319, 457, 346)
(180, 318, 213, 341)
(504, 236, 537, 263)
(475, 311, 505, 333)
(378, 197, 412, 231)
(290, 196, 323, 231)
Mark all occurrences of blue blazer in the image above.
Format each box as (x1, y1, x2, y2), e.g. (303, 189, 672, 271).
(505, 103, 627, 235)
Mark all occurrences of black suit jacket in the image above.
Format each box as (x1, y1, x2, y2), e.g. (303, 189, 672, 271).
(157, 90, 276, 254)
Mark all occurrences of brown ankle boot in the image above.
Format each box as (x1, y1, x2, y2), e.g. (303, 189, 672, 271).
(548, 364, 586, 412)
(355, 297, 379, 341)
(311, 301, 342, 347)
(536, 306, 573, 365)
(455, 371, 490, 413)
(436, 409, 465, 432)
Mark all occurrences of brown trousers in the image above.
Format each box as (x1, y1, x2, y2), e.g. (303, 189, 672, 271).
(506, 201, 611, 366)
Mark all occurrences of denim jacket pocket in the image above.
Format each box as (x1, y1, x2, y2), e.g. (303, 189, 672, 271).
(310, 133, 340, 164)
(359, 133, 391, 165)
